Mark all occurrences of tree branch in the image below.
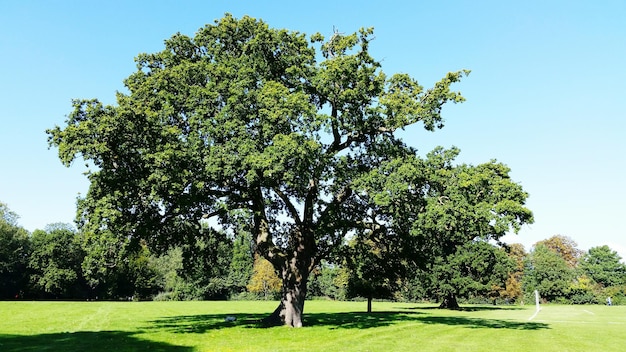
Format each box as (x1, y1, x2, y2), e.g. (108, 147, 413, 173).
(303, 179, 318, 225)
(252, 186, 286, 267)
(272, 186, 302, 226)
(318, 186, 352, 225)
(330, 104, 341, 151)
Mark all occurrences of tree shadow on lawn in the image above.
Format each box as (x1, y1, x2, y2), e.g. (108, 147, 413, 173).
(406, 305, 526, 312)
(147, 310, 548, 333)
(0, 331, 192, 352)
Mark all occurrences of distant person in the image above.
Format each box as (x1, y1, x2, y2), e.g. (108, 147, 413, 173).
(607, 297, 612, 306)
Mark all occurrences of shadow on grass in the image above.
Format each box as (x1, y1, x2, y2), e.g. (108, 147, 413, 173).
(406, 305, 526, 312)
(147, 310, 548, 333)
(0, 331, 192, 352)
(414, 315, 547, 330)
(148, 313, 268, 333)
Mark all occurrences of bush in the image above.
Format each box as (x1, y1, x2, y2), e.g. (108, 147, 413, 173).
(602, 285, 626, 305)
(569, 291, 599, 304)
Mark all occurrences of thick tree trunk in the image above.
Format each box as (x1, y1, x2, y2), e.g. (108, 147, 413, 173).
(264, 257, 310, 327)
(367, 296, 372, 313)
(253, 186, 320, 327)
(439, 292, 460, 309)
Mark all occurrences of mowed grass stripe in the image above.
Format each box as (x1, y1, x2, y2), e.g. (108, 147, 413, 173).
(1, 301, 626, 351)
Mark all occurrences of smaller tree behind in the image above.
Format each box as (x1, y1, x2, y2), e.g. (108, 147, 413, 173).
(500, 243, 527, 303)
(308, 261, 348, 300)
(580, 245, 626, 288)
(524, 244, 575, 302)
(178, 229, 233, 300)
(228, 230, 254, 296)
(248, 256, 281, 300)
(431, 241, 513, 308)
(28, 224, 86, 299)
(535, 235, 582, 268)
(344, 236, 404, 313)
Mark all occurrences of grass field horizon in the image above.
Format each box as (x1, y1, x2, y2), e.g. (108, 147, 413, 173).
(1, 300, 624, 351)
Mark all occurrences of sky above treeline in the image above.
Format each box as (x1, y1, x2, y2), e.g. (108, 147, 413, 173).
(1, 0, 624, 259)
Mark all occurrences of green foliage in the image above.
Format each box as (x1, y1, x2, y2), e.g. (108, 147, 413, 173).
(309, 261, 348, 300)
(568, 275, 601, 304)
(150, 247, 188, 301)
(126, 244, 162, 300)
(524, 244, 575, 302)
(79, 227, 131, 298)
(429, 241, 514, 305)
(353, 148, 532, 307)
(0, 202, 20, 226)
(580, 245, 626, 288)
(227, 230, 254, 295)
(413, 148, 533, 246)
(603, 285, 626, 305)
(152, 230, 244, 301)
(28, 224, 86, 298)
(343, 236, 403, 306)
(0, 203, 30, 299)
(177, 229, 233, 300)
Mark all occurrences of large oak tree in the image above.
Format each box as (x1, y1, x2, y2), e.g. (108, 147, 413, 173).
(48, 14, 469, 326)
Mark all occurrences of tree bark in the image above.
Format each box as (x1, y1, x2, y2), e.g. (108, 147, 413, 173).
(439, 292, 460, 309)
(254, 186, 320, 327)
(263, 257, 309, 327)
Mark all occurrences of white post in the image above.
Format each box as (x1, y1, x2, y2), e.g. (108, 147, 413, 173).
(528, 290, 542, 321)
(534, 290, 541, 311)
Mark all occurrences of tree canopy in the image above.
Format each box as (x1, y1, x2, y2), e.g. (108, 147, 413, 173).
(535, 235, 582, 268)
(28, 224, 85, 298)
(47, 14, 520, 326)
(524, 244, 574, 302)
(0, 202, 30, 299)
(580, 245, 626, 288)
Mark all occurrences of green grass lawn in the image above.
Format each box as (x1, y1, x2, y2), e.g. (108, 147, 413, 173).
(0, 300, 624, 351)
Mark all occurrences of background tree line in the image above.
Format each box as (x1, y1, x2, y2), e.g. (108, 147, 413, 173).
(3, 201, 625, 305)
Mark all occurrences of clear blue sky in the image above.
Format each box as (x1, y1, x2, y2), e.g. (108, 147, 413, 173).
(1, 0, 625, 259)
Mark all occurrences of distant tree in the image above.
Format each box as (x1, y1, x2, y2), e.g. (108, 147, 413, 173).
(349, 146, 531, 309)
(500, 243, 527, 303)
(568, 274, 601, 304)
(227, 230, 254, 296)
(28, 223, 86, 298)
(80, 227, 131, 299)
(535, 235, 582, 268)
(0, 202, 19, 226)
(524, 244, 574, 302)
(126, 242, 162, 300)
(506, 243, 527, 273)
(248, 256, 281, 300)
(344, 236, 405, 313)
(308, 261, 348, 300)
(179, 229, 233, 300)
(150, 246, 186, 300)
(0, 202, 30, 299)
(580, 245, 626, 288)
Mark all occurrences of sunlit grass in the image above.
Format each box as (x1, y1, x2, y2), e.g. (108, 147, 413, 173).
(1, 300, 625, 351)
